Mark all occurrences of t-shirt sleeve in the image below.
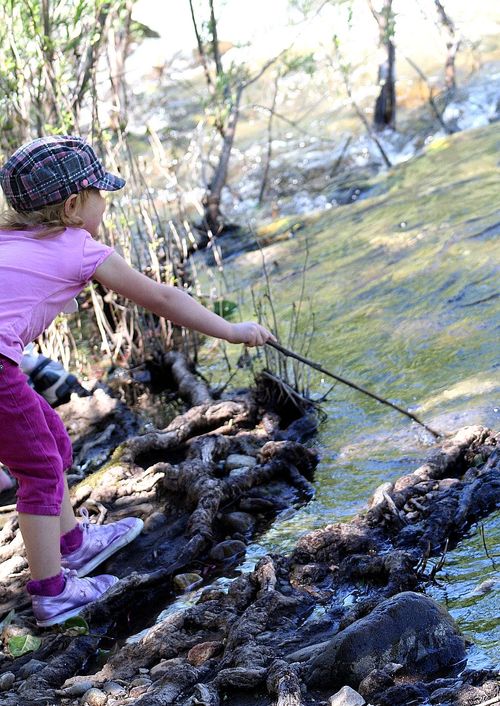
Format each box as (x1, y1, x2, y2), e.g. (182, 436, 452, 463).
(80, 234, 114, 283)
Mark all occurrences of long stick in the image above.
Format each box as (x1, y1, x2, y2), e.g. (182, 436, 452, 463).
(265, 341, 442, 439)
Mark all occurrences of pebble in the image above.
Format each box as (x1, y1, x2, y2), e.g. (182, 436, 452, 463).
(81, 687, 107, 706)
(150, 661, 169, 679)
(129, 684, 149, 698)
(60, 680, 96, 697)
(18, 658, 46, 679)
(150, 657, 184, 679)
(228, 467, 248, 478)
(130, 677, 152, 688)
(187, 640, 223, 666)
(209, 539, 246, 562)
(221, 511, 255, 534)
(0, 672, 15, 691)
(173, 573, 203, 592)
(143, 511, 167, 533)
(328, 685, 366, 706)
(225, 454, 257, 470)
(103, 681, 126, 696)
(239, 497, 275, 513)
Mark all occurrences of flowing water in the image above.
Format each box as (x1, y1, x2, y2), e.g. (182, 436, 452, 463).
(195, 124, 500, 667)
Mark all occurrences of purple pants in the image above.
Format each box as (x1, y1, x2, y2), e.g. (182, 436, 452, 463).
(0, 355, 72, 516)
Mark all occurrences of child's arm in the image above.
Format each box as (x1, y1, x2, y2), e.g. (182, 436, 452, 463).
(93, 252, 274, 346)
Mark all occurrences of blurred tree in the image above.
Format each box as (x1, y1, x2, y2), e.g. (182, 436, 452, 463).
(189, 0, 285, 235)
(433, 0, 460, 93)
(367, 0, 396, 131)
(0, 0, 152, 154)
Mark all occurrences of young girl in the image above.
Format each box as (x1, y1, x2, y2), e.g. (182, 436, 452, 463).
(0, 135, 274, 627)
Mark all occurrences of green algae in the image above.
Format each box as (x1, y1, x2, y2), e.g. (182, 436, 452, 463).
(197, 123, 500, 664)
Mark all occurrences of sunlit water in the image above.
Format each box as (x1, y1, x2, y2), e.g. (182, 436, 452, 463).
(193, 125, 500, 667)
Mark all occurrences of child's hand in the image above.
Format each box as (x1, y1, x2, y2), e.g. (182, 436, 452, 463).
(227, 322, 276, 347)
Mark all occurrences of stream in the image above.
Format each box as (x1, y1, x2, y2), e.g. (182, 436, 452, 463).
(193, 123, 500, 669)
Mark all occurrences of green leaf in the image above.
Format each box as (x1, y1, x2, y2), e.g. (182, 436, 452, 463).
(8, 634, 42, 657)
(61, 616, 89, 635)
(213, 300, 238, 319)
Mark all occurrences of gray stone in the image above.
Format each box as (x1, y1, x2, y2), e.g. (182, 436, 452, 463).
(0, 672, 15, 691)
(130, 684, 150, 698)
(103, 681, 126, 696)
(143, 511, 167, 533)
(358, 669, 394, 700)
(225, 454, 257, 470)
(221, 511, 255, 534)
(18, 659, 46, 679)
(130, 676, 152, 687)
(209, 539, 246, 562)
(375, 682, 429, 706)
(81, 687, 107, 706)
(286, 639, 332, 662)
(305, 592, 466, 689)
(328, 685, 366, 706)
(60, 679, 96, 697)
(239, 497, 275, 513)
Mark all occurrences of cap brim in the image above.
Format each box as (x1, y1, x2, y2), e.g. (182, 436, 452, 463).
(92, 171, 126, 192)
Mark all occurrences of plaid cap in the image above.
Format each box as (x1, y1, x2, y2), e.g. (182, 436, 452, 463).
(0, 135, 125, 212)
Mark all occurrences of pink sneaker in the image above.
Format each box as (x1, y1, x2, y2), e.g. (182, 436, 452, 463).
(32, 569, 119, 627)
(62, 509, 144, 577)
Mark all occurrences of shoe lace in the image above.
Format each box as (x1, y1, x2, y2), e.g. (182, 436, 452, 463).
(79, 506, 91, 531)
(62, 568, 88, 598)
(78, 506, 104, 548)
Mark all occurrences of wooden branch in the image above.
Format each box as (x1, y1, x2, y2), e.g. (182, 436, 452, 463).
(188, 0, 214, 93)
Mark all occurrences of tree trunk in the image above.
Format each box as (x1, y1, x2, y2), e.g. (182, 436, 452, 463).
(202, 85, 243, 234)
(434, 0, 460, 93)
(368, 0, 397, 131)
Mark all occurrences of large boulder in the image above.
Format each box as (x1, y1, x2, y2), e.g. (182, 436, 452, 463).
(304, 592, 466, 689)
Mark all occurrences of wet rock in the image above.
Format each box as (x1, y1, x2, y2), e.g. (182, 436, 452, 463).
(187, 640, 224, 666)
(18, 658, 46, 678)
(358, 669, 394, 699)
(286, 639, 331, 662)
(173, 573, 203, 591)
(81, 687, 107, 706)
(228, 467, 248, 479)
(429, 686, 460, 703)
(376, 682, 429, 706)
(452, 684, 493, 705)
(225, 454, 257, 470)
(143, 511, 167, 533)
(466, 577, 499, 597)
(239, 497, 275, 513)
(305, 592, 466, 689)
(221, 511, 255, 534)
(328, 685, 366, 705)
(209, 539, 246, 562)
(0, 672, 15, 691)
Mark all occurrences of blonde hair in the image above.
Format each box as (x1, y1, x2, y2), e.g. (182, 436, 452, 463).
(0, 188, 93, 237)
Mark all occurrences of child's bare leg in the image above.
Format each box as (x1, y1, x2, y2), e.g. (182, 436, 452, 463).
(17, 513, 61, 580)
(59, 475, 77, 536)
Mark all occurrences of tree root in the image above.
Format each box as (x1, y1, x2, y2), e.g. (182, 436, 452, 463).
(0, 384, 498, 706)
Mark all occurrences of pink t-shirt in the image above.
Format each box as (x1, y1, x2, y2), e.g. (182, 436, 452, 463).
(0, 227, 113, 364)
